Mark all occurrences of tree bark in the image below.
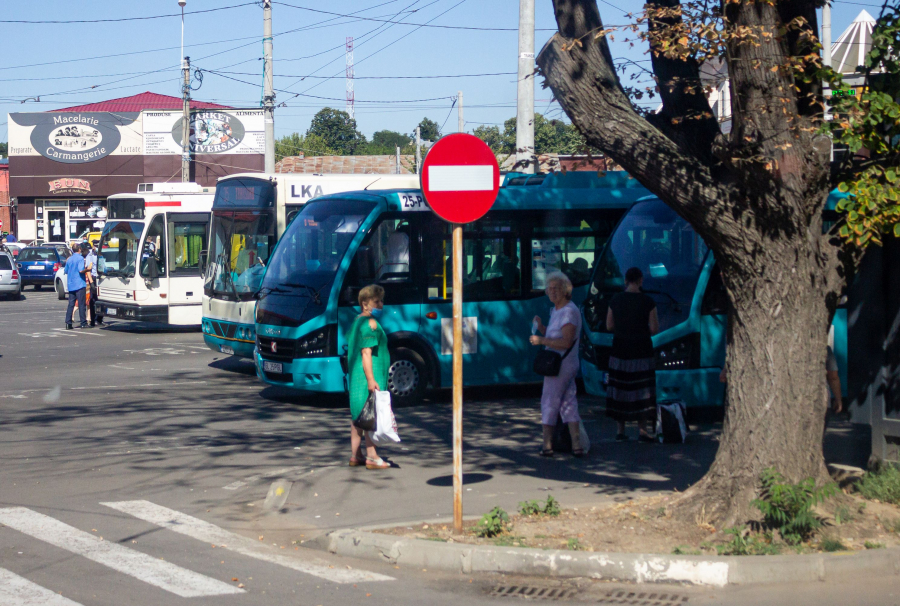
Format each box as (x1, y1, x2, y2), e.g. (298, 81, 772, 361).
(538, 0, 845, 526)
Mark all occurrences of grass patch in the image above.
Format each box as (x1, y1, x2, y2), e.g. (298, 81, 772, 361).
(864, 541, 885, 549)
(518, 496, 561, 517)
(672, 545, 701, 555)
(855, 464, 900, 505)
(567, 538, 582, 551)
(834, 505, 854, 525)
(716, 527, 781, 556)
(820, 538, 848, 552)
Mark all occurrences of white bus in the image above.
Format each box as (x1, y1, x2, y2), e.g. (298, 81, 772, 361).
(202, 173, 419, 357)
(96, 182, 215, 325)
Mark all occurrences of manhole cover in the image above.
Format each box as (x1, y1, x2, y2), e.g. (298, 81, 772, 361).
(490, 584, 579, 600)
(597, 590, 689, 605)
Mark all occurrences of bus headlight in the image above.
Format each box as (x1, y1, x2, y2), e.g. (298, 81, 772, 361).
(655, 335, 700, 370)
(296, 324, 337, 358)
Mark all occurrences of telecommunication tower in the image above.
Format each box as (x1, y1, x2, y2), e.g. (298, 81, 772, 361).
(345, 37, 355, 120)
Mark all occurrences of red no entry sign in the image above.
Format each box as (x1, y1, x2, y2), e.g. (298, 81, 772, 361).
(420, 133, 500, 224)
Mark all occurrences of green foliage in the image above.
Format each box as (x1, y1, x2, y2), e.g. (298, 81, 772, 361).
(855, 463, 900, 505)
(412, 117, 441, 142)
(822, 4, 900, 246)
(306, 108, 367, 155)
(864, 540, 886, 549)
(890, 518, 900, 534)
(834, 505, 854, 526)
(474, 506, 510, 538)
(566, 537, 582, 551)
(275, 132, 337, 162)
(518, 495, 561, 517)
(471, 114, 598, 157)
(0, 142, 6, 158)
(672, 545, 701, 555)
(820, 537, 848, 552)
(751, 468, 838, 545)
(715, 527, 781, 556)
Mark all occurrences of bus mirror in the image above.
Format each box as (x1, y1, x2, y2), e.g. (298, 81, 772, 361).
(355, 245, 375, 281)
(199, 250, 208, 275)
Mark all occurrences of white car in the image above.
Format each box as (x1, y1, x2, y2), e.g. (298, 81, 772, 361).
(0, 247, 22, 300)
(54, 266, 69, 299)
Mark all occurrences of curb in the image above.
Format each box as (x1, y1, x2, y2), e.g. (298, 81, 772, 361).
(325, 529, 900, 587)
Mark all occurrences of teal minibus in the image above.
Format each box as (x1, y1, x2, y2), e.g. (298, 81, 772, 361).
(253, 171, 652, 404)
(579, 192, 850, 408)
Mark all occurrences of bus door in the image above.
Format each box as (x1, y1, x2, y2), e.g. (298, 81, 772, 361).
(339, 213, 422, 355)
(138, 214, 168, 305)
(166, 212, 210, 324)
(418, 215, 527, 385)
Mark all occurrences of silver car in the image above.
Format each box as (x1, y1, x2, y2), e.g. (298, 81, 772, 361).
(0, 246, 22, 300)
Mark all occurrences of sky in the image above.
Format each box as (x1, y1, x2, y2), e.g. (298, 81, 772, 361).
(0, 0, 883, 143)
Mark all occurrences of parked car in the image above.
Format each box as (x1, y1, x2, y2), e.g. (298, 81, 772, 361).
(16, 247, 66, 290)
(0, 246, 22, 300)
(3, 242, 27, 259)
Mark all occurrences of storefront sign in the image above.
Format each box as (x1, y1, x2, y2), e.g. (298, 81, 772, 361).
(144, 109, 264, 155)
(9, 112, 139, 164)
(48, 178, 91, 194)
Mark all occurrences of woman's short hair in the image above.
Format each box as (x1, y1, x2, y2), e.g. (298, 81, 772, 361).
(625, 267, 643, 284)
(545, 271, 573, 300)
(358, 284, 385, 306)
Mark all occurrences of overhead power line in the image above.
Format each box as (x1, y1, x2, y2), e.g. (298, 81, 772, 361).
(211, 70, 517, 80)
(0, 3, 256, 24)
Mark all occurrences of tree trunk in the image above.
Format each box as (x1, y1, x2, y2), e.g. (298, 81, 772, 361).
(673, 240, 836, 527)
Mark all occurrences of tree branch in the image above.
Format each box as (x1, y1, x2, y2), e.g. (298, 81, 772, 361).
(538, 0, 739, 250)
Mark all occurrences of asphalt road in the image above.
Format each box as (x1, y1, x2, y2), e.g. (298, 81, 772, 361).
(0, 291, 894, 606)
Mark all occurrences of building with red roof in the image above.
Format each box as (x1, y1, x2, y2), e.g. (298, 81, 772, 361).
(7, 92, 263, 243)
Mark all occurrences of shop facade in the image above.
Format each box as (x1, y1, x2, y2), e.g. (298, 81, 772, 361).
(8, 94, 264, 243)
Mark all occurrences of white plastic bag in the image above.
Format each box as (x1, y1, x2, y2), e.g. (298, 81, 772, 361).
(371, 390, 400, 444)
(578, 421, 591, 454)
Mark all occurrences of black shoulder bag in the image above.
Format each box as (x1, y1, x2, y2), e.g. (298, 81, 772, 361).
(533, 341, 576, 377)
(354, 391, 378, 431)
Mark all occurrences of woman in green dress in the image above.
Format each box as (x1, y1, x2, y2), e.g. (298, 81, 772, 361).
(347, 284, 391, 469)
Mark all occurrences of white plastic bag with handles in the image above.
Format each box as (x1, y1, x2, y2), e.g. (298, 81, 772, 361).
(371, 390, 401, 444)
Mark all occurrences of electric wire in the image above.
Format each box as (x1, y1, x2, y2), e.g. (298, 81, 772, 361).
(0, 3, 256, 24)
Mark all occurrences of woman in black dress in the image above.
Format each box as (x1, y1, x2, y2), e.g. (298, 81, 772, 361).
(605, 267, 659, 442)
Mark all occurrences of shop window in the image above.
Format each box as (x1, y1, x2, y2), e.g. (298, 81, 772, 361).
(422, 217, 521, 301)
(140, 216, 167, 278)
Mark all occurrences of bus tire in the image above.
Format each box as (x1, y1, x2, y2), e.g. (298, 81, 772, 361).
(56, 280, 66, 300)
(387, 347, 427, 406)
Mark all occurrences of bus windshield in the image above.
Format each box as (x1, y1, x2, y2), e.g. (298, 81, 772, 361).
(591, 199, 708, 331)
(97, 221, 143, 278)
(205, 211, 275, 299)
(256, 198, 376, 327)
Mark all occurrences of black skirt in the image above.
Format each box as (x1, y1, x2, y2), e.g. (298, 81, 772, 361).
(605, 335, 656, 423)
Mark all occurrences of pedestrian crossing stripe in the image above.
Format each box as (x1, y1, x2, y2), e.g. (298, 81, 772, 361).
(0, 507, 243, 598)
(102, 500, 395, 584)
(0, 567, 84, 606)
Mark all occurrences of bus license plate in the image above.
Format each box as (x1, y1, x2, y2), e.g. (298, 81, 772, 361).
(106, 308, 117, 316)
(220, 345, 234, 355)
(263, 361, 282, 374)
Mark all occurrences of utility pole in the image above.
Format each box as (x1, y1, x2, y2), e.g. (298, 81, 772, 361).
(515, 0, 535, 173)
(263, 0, 275, 174)
(823, 2, 832, 71)
(181, 55, 191, 183)
(346, 37, 355, 121)
(395, 146, 401, 174)
(415, 126, 422, 174)
(457, 91, 464, 133)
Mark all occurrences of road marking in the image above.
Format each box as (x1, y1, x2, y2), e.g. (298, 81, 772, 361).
(51, 328, 102, 337)
(222, 465, 337, 490)
(102, 501, 394, 584)
(0, 394, 26, 399)
(0, 567, 84, 606)
(0, 508, 243, 598)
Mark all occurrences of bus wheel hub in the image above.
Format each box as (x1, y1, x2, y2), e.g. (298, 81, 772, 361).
(389, 360, 418, 396)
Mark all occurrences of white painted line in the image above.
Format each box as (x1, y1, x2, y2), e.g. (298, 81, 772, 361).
(102, 501, 394, 584)
(0, 508, 243, 598)
(428, 165, 494, 191)
(50, 328, 102, 337)
(0, 567, 84, 606)
(0, 394, 26, 399)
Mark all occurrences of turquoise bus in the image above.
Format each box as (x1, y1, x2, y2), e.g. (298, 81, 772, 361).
(253, 172, 652, 404)
(578, 193, 849, 408)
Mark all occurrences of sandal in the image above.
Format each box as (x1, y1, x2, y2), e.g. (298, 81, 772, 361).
(349, 457, 365, 467)
(366, 457, 390, 470)
(540, 448, 554, 457)
(572, 448, 585, 458)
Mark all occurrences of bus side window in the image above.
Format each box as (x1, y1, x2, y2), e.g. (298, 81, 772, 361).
(701, 264, 729, 315)
(342, 216, 417, 305)
(531, 212, 612, 292)
(140, 215, 166, 279)
(168, 219, 209, 275)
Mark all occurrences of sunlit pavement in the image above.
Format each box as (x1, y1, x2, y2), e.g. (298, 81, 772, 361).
(0, 292, 881, 606)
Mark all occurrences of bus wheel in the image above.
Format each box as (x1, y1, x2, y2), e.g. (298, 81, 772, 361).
(56, 280, 66, 300)
(388, 348, 427, 406)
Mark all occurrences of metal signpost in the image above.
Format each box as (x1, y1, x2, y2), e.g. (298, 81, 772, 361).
(420, 134, 500, 532)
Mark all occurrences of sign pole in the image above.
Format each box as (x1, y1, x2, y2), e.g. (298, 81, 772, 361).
(452, 223, 464, 533)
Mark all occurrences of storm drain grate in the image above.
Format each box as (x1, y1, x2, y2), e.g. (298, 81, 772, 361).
(597, 590, 689, 605)
(490, 585, 579, 600)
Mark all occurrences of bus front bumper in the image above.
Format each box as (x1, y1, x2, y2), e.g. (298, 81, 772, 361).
(201, 318, 256, 358)
(99, 301, 168, 323)
(581, 360, 725, 407)
(255, 353, 346, 393)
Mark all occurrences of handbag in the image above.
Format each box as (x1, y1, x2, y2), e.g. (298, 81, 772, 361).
(371, 391, 401, 444)
(354, 391, 378, 431)
(533, 341, 576, 377)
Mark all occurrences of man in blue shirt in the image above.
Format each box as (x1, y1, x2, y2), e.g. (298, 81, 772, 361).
(64, 243, 89, 329)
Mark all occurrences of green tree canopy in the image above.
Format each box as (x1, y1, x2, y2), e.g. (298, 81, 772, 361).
(275, 132, 337, 162)
(0, 142, 7, 158)
(372, 130, 412, 149)
(307, 108, 366, 155)
(413, 117, 441, 142)
(472, 114, 595, 156)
